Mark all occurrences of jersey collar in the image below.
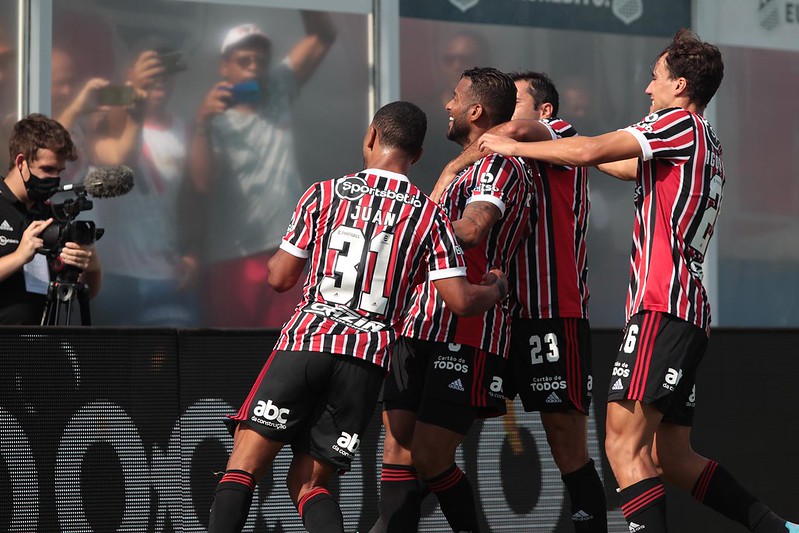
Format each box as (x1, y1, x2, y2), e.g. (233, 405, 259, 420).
(362, 168, 409, 183)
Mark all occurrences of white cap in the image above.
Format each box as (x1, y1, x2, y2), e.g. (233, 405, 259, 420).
(221, 23, 271, 55)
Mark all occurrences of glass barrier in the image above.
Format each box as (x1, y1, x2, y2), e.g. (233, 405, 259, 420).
(715, 46, 799, 327)
(50, 0, 369, 327)
(400, 18, 665, 328)
(0, 0, 18, 170)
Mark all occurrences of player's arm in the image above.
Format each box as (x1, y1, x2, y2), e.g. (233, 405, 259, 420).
(432, 119, 551, 202)
(596, 158, 639, 181)
(479, 130, 643, 168)
(432, 268, 508, 316)
(452, 201, 501, 249)
(267, 249, 307, 292)
(287, 11, 337, 87)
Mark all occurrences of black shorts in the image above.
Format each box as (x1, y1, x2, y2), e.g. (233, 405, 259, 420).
(227, 350, 384, 472)
(506, 317, 593, 414)
(607, 311, 707, 426)
(382, 337, 507, 434)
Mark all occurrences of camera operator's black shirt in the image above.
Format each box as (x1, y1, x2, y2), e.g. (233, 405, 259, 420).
(0, 180, 46, 324)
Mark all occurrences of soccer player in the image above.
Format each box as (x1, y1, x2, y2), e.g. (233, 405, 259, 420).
(479, 30, 798, 533)
(373, 67, 533, 533)
(206, 101, 509, 533)
(435, 70, 607, 532)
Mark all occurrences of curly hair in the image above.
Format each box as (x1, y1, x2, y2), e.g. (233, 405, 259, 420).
(372, 101, 427, 158)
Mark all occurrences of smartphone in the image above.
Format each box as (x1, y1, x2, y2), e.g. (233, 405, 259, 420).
(96, 85, 135, 106)
(159, 50, 187, 74)
(230, 80, 261, 105)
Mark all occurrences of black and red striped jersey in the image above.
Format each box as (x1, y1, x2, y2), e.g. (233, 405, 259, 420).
(510, 117, 590, 320)
(402, 153, 533, 358)
(275, 168, 467, 369)
(622, 107, 724, 334)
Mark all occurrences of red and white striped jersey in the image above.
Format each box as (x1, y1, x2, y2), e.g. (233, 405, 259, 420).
(622, 107, 724, 334)
(275, 168, 467, 369)
(510, 118, 590, 320)
(402, 153, 534, 358)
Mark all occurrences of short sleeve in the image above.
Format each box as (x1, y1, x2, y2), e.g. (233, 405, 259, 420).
(622, 107, 695, 163)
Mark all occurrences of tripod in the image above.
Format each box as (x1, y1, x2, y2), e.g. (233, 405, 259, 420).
(40, 264, 92, 326)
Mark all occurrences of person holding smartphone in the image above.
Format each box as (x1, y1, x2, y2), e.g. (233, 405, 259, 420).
(188, 12, 336, 328)
(88, 40, 201, 327)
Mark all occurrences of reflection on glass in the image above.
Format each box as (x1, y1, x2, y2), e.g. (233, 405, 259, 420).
(716, 46, 799, 327)
(50, 1, 368, 327)
(0, 3, 18, 171)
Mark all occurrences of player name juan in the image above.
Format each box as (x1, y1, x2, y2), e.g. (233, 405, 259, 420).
(350, 205, 397, 226)
(304, 302, 387, 332)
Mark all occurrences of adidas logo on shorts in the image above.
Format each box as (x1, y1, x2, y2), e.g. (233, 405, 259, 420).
(545, 392, 561, 404)
(629, 521, 645, 532)
(448, 378, 465, 391)
(572, 510, 593, 521)
(612, 378, 624, 391)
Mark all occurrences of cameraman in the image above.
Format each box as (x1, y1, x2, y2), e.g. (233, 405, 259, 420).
(0, 113, 102, 325)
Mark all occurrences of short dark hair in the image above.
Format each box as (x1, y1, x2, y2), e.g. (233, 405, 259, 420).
(8, 113, 77, 170)
(510, 71, 560, 117)
(372, 101, 427, 157)
(657, 29, 724, 108)
(461, 67, 516, 126)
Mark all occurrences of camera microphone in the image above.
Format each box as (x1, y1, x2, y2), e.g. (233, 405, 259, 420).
(56, 166, 135, 198)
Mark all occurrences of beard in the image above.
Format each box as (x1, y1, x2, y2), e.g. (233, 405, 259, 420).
(446, 115, 470, 146)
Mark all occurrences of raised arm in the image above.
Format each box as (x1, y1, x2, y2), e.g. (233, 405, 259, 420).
(431, 119, 551, 202)
(90, 51, 165, 166)
(479, 129, 643, 168)
(287, 11, 337, 87)
(189, 82, 231, 193)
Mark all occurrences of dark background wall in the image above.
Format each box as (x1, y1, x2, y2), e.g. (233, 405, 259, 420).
(1, 328, 797, 532)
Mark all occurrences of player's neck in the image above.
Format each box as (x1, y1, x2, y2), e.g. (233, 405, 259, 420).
(365, 153, 410, 178)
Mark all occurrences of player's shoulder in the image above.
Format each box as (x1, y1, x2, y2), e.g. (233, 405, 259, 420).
(542, 117, 578, 138)
(636, 107, 694, 128)
(476, 151, 526, 171)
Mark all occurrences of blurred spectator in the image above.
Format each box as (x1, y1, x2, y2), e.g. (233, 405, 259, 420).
(50, 47, 110, 182)
(410, 30, 490, 192)
(91, 41, 200, 326)
(189, 12, 336, 328)
(557, 75, 603, 136)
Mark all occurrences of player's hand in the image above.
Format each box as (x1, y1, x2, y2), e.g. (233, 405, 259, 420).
(478, 133, 519, 157)
(196, 82, 232, 125)
(482, 268, 509, 302)
(60, 242, 97, 272)
(16, 218, 53, 262)
(431, 167, 457, 203)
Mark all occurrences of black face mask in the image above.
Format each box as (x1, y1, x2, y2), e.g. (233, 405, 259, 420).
(24, 170, 61, 203)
